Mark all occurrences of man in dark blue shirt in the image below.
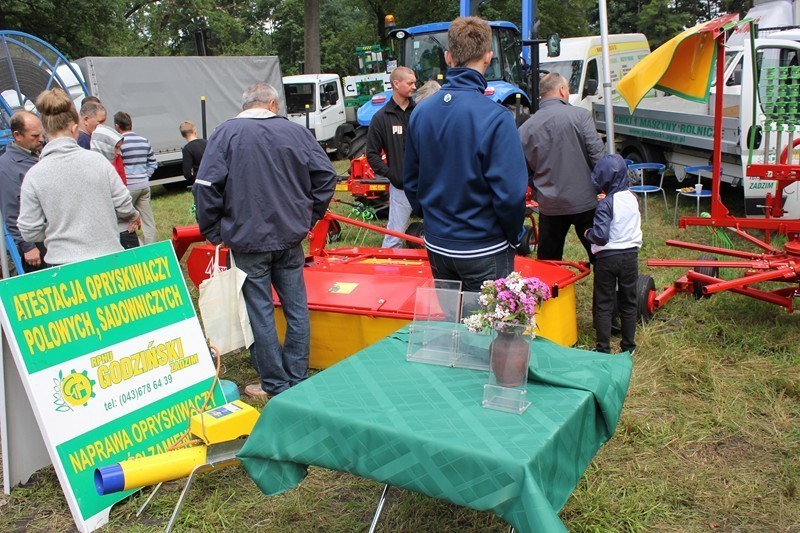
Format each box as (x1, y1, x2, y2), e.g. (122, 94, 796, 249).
(195, 82, 337, 400)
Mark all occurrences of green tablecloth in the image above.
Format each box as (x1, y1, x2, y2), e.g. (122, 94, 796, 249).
(239, 327, 633, 532)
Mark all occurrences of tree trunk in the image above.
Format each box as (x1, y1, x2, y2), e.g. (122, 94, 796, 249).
(304, 0, 321, 73)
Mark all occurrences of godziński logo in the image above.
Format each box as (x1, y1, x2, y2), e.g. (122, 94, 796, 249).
(53, 369, 96, 412)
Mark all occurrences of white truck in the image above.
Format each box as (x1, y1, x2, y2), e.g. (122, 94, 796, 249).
(539, 33, 651, 109)
(283, 73, 368, 159)
(76, 56, 285, 185)
(592, 0, 800, 217)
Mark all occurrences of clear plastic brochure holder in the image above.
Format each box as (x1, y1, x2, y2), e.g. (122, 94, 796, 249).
(482, 323, 532, 415)
(406, 279, 462, 366)
(452, 292, 491, 371)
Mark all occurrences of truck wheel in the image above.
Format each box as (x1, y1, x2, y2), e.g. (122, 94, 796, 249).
(622, 141, 664, 165)
(337, 136, 354, 160)
(636, 274, 656, 322)
(622, 147, 645, 165)
(692, 254, 719, 299)
(405, 222, 424, 248)
(348, 135, 367, 159)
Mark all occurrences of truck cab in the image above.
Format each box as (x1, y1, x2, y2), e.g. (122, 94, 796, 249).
(284, 74, 346, 147)
(357, 21, 530, 126)
(539, 33, 651, 111)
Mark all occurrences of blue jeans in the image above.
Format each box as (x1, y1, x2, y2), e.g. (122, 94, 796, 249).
(427, 246, 516, 293)
(382, 184, 413, 249)
(235, 244, 310, 395)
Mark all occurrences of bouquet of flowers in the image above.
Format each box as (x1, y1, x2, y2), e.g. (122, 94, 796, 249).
(463, 272, 552, 336)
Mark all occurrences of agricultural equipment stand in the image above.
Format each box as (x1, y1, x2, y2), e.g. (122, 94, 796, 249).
(173, 211, 587, 367)
(638, 15, 800, 316)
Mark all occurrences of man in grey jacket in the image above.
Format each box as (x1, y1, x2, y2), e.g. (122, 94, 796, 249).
(519, 73, 605, 262)
(0, 111, 46, 273)
(194, 82, 337, 400)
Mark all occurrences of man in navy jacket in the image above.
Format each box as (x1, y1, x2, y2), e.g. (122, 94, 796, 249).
(403, 16, 527, 291)
(194, 82, 337, 399)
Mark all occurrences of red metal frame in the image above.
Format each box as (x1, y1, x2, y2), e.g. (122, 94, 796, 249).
(174, 211, 588, 300)
(342, 155, 390, 203)
(647, 17, 800, 314)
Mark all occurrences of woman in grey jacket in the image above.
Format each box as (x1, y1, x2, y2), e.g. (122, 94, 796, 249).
(18, 89, 140, 266)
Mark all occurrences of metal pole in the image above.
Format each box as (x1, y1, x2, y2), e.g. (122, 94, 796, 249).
(0, 207, 9, 279)
(711, 36, 727, 219)
(598, 0, 616, 154)
(200, 96, 207, 139)
(532, 42, 540, 113)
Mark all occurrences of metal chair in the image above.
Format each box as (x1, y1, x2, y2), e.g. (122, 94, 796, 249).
(629, 163, 667, 222)
(673, 165, 713, 225)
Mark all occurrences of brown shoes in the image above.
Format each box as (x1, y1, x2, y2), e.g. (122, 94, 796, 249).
(244, 383, 274, 400)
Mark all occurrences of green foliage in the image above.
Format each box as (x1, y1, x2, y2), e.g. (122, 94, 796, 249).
(1, 0, 129, 57)
(636, 0, 691, 48)
(121, 0, 275, 56)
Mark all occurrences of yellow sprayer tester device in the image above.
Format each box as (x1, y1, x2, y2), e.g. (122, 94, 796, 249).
(190, 400, 260, 445)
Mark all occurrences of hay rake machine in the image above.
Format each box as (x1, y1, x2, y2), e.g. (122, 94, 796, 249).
(633, 15, 800, 318)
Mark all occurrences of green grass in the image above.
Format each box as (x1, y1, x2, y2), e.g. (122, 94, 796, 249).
(1, 171, 798, 532)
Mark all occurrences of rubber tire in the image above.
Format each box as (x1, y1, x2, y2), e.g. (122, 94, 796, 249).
(636, 274, 656, 323)
(405, 221, 424, 249)
(348, 134, 368, 159)
(692, 253, 719, 299)
(336, 136, 353, 160)
(515, 225, 536, 256)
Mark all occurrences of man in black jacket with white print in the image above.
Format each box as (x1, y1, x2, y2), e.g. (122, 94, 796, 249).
(366, 66, 417, 248)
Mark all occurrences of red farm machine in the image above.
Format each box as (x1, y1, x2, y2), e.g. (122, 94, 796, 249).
(173, 211, 578, 370)
(625, 15, 800, 318)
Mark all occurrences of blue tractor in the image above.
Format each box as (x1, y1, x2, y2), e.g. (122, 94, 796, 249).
(357, 2, 536, 127)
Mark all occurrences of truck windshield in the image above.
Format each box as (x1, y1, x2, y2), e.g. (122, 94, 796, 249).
(540, 60, 583, 94)
(397, 26, 522, 85)
(285, 83, 316, 113)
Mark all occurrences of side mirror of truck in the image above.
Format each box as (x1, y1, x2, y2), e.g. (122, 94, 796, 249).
(746, 124, 762, 149)
(547, 34, 561, 58)
(583, 79, 598, 99)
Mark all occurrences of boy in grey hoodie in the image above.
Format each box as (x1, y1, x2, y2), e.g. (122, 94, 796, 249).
(584, 154, 643, 354)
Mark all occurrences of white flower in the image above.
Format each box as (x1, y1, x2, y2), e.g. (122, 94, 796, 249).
(463, 313, 485, 333)
(506, 278, 524, 294)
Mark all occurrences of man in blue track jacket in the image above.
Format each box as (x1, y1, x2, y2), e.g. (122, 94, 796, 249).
(403, 16, 527, 292)
(194, 82, 337, 399)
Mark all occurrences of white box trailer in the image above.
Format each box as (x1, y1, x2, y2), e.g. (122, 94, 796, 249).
(76, 56, 285, 184)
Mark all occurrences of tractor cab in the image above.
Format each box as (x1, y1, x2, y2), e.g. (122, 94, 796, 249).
(357, 21, 530, 126)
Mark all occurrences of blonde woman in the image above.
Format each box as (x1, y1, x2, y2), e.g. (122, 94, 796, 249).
(18, 89, 140, 266)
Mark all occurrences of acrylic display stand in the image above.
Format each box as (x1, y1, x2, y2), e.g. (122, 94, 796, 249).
(406, 279, 462, 366)
(452, 292, 491, 371)
(407, 283, 534, 415)
(482, 324, 532, 415)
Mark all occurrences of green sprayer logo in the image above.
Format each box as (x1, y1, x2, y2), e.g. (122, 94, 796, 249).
(53, 369, 96, 412)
